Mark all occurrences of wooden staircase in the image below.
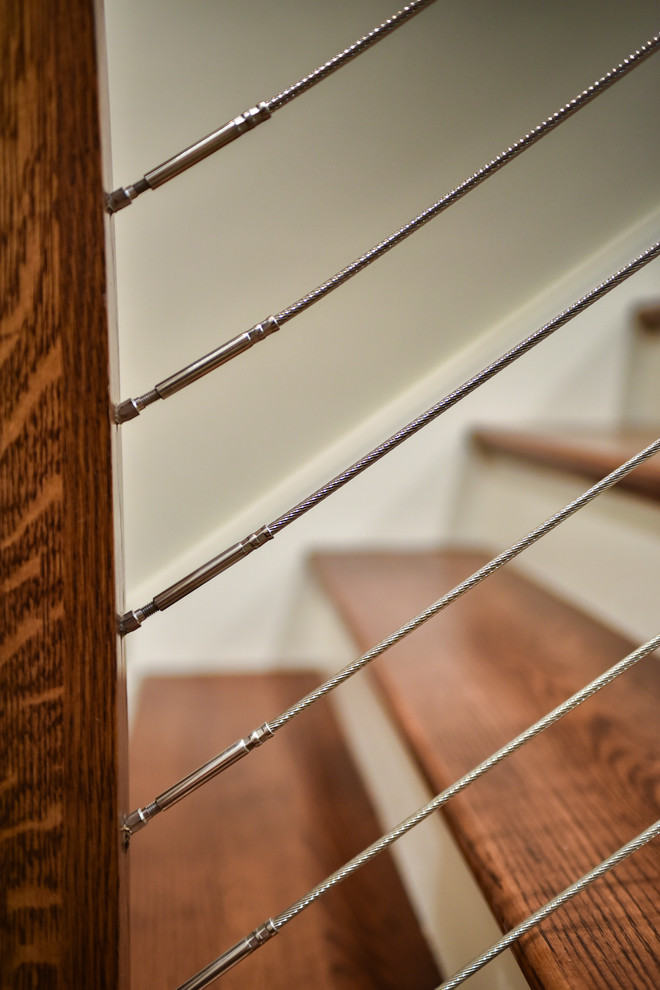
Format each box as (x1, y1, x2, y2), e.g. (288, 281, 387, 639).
(312, 548, 660, 988)
(4, 4, 659, 986)
(129, 674, 440, 988)
(472, 428, 660, 504)
(129, 423, 660, 988)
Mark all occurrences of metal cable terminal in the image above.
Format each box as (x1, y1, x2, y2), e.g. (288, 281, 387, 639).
(106, 177, 150, 214)
(123, 800, 160, 839)
(106, 2, 441, 214)
(119, 525, 273, 634)
(121, 446, 659, 843)
(106, 103, 271, 213)
(113, 34, 659, 415)
(174, 634, 659, 989)
(118, 601, 158, 635)
(124, 722, 274, 840)
(114, 388, 161, 424)
(177, 921, 278, 989)
(114, 317, 280, 423)
(118, 240, 660, 633)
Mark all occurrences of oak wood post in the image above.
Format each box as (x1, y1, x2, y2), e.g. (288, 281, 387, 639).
(0, 1, 128, 987)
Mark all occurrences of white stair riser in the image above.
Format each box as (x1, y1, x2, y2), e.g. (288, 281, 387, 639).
(623, 321, 660, 429)
(454, 450, 660, 644)
(292, 571, 528, 988)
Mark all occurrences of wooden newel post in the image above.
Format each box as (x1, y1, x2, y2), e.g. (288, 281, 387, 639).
(1, 1, 128, 987)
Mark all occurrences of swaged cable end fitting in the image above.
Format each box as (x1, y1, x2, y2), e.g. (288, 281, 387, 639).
(123, 721, 275, 844)
(120, 525, 275, 633)
(106, 102, 271, 214)
(114, 316, 280, 423)
(177, 921, 278, 989)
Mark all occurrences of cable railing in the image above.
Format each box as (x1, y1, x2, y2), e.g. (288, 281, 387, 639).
(106, 0, 441, 214)
(113, 29, 660, 424)
(119, 244, 660, 633)
(109, 8, 659, 990)
(123, 435, 660, 837)
(173, 635, 660, 988)
(6, 2, 659, 987)
(438, 818, 660, 990)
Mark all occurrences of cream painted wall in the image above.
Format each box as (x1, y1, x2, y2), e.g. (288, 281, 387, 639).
(119, 209, 660, 688)
(104, 2, 660, 679)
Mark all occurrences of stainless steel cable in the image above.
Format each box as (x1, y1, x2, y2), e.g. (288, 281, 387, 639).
(123, 441, 659, 835)
(437, 819, 660, 989)
(119, 247, 660, 632)
(268, 243, 660, 535)
(272, 636, 660, 928)
(264, 0, 439, 113)
(106, 0, 439, 213)
(174, 634, 660, 988)
(270, 439, 660, 727)
(274, 32, 660, 326)
(114, 32, 660, 417)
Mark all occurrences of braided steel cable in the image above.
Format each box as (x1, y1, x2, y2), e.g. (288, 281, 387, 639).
(120, 244, 660, 631)
(438, 819, 660, 989)
(115, 31, 660, 417)
(106, 0, 439, 212)
(175, 634, 660, 988)
(274, 31, 660, 326)
(269, 438, 660, 727)
(124, 438, 660, 836)
(268, 243, 660, 535)
(273, 636, 660, 927)
(265, 0, 438, 113)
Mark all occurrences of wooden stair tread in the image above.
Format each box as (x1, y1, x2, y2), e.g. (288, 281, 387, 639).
(312, 549, 660, 989)
(474, 427, 660, 503)
(129, 672, 440, 990)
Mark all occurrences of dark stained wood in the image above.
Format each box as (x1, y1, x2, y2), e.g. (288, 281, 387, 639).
(313, 549, 660, 989)
(0, 2, 127, 988)
(636, 303, 660, 332)
(474, 427, 660, 503)
(129, 673, 441, 989)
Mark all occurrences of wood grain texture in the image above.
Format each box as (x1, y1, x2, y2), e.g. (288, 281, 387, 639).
(474, 428, 660, 503)
(0, 2, 127, 987)
(313, 549, 660, 989)
(129, 673, 441, 989)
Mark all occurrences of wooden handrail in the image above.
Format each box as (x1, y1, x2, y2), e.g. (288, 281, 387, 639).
(0, 1, 128, 985)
